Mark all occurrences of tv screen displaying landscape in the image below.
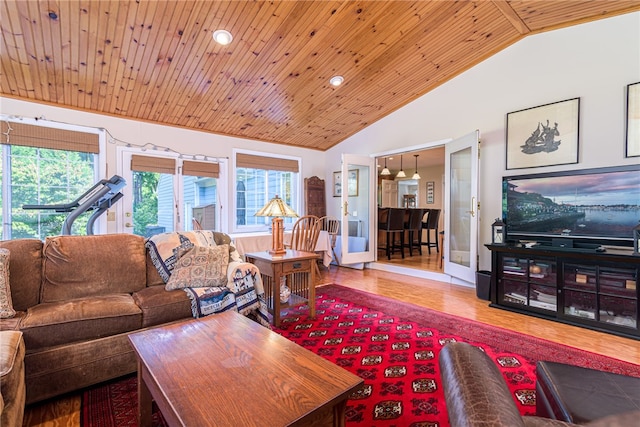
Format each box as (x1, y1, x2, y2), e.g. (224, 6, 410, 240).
(502, 165, 640, 246)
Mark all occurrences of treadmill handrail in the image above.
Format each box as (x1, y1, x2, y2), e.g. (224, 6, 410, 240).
(22, 175, 125, 212)
(22, 175, 126, 235)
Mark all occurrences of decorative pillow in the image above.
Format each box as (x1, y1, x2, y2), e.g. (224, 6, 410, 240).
(0, 248, 16, 318)
(146, 231, 231, 283)
(165, 244, 230, 290)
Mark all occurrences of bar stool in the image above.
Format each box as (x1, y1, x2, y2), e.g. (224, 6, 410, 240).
(378, 208, 405, 260)
(404, 208, 424, 256)
(421, 209, 441, 254)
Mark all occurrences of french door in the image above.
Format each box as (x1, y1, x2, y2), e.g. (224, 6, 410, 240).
(339, 154, 376, 265)
(444, 130, 480, 284)
(116, 148, 226, 236)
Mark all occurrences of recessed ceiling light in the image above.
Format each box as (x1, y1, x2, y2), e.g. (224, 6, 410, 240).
(212, 29, 233, 45)
(329, 75, 344, 86)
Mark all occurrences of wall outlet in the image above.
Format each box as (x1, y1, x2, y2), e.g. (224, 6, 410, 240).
(107, 211, 116, 221)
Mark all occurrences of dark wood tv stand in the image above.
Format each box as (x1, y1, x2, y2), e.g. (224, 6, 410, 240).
(487, 244, 639, 340)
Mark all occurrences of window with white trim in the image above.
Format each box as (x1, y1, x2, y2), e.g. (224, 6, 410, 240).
(1, 119, 101, 239)
(234, 151, 300, 232)
(119, 150, 222, 236)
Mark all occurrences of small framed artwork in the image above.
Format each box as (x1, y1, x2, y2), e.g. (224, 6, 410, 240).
(426, 181, 435, 204)
(626, 82, 640, 158)
(506, 97, 580, 170)
(333, 170, 359, 197)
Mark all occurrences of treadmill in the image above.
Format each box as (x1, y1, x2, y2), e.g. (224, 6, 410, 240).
(22, 175, 126, 235)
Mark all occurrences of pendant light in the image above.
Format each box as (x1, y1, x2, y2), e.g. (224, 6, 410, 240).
(396, 155, 406, 178)
(412, 154, 421, 180)
(380, 157, 391, 175)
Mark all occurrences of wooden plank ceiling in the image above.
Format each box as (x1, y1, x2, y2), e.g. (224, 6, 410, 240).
(2, 1, 639, 151)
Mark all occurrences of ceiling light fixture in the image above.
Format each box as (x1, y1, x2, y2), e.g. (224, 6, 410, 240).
(329, 75, 344, 86)
(380, 157, 391, 175)
(396, 155, 406, 178)
(412, 154, 421, 180)
(212, 29, 233, 45)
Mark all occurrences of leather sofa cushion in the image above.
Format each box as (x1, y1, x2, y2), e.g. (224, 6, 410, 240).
(20, 294, 142, 351)
(0, 239, 43, 311)
(0, 330, 26, 427)
(133, 285, 192, 328)
(536, 361, 640, 423)
(41, 234, 147, 302)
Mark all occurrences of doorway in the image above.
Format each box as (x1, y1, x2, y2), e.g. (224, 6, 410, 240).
(375, 147, 445, 275)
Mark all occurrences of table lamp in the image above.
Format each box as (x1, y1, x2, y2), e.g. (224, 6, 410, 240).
(255, 195, 298, 255)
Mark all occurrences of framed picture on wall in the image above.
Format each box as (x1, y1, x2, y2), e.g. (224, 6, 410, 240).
(506, 97, 580, 170)
(626, 82, 640, 158)
(426, 181, 435, 204)
(333, 170, 359, 197)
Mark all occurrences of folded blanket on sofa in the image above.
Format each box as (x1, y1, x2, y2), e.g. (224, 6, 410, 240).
(183, 262, 270, 327)
(146, 231, 270, 327)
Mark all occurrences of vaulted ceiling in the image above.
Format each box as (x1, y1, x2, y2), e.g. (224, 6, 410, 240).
(2, 1, 639, 151)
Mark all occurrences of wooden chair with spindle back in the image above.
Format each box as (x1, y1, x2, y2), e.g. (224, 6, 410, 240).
(287, 215, 322, 279)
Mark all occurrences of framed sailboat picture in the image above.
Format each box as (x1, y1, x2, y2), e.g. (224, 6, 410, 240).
(626, 82, 640, 158)
(506, 98, 580, 170)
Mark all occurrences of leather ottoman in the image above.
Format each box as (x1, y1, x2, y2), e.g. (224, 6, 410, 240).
(536, 360, 640, 423)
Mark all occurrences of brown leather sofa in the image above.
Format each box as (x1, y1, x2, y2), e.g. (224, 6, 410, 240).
(438, 342, 640, 427)
(0, 232, 256, 406)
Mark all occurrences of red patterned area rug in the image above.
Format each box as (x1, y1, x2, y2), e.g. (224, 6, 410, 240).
(82, 284, 640, 427)
(276, 284, 640, 426)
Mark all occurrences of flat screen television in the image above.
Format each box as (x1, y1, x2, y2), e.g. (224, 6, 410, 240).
(502, 164, 640, 248)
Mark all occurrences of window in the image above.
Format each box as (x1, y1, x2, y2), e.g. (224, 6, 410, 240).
(129, 155, 176, 236)
(1, 119, 101, 240)
(120, 151, 221, 236)
(235, 151, 300, 232)
(183, 160, 219, 231)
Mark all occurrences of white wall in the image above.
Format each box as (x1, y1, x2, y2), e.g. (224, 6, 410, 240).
(327, 12, 640, 270)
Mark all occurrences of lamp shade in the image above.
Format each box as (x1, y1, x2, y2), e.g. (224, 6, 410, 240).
(255, 195, 298, 218)
(381, 157, 391, 175)
(254, 195, 298, 256)
(396, 155, 406, 178)
(412, 154, 421, 180)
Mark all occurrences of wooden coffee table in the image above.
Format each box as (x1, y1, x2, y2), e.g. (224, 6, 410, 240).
(128, 311, 363, 427)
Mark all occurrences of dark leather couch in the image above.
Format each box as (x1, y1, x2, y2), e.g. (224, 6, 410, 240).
(438, 342, 640, 427)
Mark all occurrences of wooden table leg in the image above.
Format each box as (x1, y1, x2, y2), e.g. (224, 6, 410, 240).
(309, 256, 316, 319)
(333, 401, 348, 427)
(137, 362, 153, 427)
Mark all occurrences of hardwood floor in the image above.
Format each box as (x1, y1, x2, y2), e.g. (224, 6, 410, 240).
(23, 266, 639, 426)
(376, 247, 443, 272)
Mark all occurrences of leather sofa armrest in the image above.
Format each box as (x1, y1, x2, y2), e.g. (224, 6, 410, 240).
(439, 342, 526, 427)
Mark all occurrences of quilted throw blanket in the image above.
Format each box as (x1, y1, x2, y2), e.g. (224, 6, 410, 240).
(145, 231, 270, 328)
(184, 261, 270, 328)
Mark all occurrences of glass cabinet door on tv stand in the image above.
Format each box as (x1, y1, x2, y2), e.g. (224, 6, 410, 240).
(488, 244, 640, 340)
(499, 255, 558, 313)
(562, 263, 637, 330)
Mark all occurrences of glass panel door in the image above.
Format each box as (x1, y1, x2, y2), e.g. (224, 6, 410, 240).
(444, 130, 479, 283)
(340, 154, 375, 265)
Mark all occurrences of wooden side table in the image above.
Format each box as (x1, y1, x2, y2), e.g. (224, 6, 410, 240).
(245, 250, 318, 327)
